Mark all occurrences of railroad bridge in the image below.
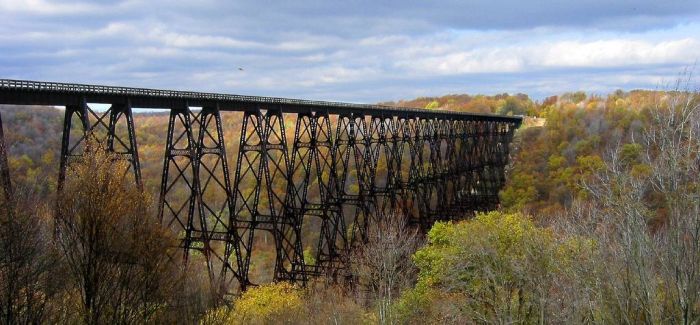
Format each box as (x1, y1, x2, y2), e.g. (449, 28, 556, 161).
(0, 79, 521, 293)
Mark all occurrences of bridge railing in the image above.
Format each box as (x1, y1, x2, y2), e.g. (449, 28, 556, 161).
(0, 78, 522, 120)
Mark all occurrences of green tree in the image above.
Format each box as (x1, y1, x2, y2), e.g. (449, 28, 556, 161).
(202, 282, 304, 325)
(497, 97, 527, 115)
(396, 211, 579, 323)
(425, 101, 439, 109)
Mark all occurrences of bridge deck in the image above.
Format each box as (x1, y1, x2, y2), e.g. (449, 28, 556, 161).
(0, 79, 522, 123)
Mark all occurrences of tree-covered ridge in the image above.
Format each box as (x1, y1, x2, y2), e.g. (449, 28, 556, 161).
(0, 105, 63, 197)
(500, 90, 666, 216)
(0, 89, 673, 217)
(3, 87, 700, 323)
(380, 92, 537, 115)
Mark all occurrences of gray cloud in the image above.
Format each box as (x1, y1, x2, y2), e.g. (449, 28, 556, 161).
(0, 0, 699, 103)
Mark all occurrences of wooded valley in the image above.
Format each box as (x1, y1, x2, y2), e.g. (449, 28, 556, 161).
(2, 83, 700, 324)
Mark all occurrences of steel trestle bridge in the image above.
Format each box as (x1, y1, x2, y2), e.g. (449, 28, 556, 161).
(0, 79, 521, 293)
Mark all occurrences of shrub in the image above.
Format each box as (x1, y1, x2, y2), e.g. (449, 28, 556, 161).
(396, 211, 573, 323)
(202, 282, 304, 325)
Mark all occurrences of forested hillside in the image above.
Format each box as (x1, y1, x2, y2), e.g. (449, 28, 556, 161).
(381, 89, 664, 218)
(500, 91, 653, 215)
(0, 90, 615, 201)
(0, 105, 63, 197)
(3, 86, 700, 323)
(381, 92, 537, 116)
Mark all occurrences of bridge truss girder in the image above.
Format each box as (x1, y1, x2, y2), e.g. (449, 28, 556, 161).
(71, 108, 516, 293)
(0, 79, 521, 296)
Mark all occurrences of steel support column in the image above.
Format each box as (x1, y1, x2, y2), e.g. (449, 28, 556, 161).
(194, 105, 243, 295)
(58, 100, 141, 190)
(398, 117, 422, 227)
(334, 113, 373, 247)
(107, 102, 141, 187)
(286, 110, 345, 278)
(231, 108, 304, 285)
(367, 115, 400, 218)
(58, 100, 89, 191)
(157, 105, 210, 275)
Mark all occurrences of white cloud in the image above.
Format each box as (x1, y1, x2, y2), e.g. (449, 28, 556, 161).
(394, 34, 700, 75)
(1, 1, 699, 102)
(539, 38, 700, 67)
(156, 30, 262, 49)
(397, 49, 524, 74)
(0, 0, 121, 15)
(274, 35, 342, 51)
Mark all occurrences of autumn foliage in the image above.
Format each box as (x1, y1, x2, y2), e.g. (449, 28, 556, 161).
(2, 81, 700, 323)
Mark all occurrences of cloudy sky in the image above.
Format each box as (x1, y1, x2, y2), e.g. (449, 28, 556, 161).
(1, 0, 699, 103)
